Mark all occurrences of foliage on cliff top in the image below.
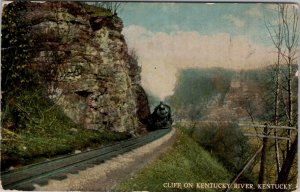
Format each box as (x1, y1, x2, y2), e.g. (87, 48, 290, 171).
(81, 2, 113, 17)
(115, 128, 232, 192)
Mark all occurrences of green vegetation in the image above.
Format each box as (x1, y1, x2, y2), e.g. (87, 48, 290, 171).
(1, 1, 129, 171)
(115, 128, 232, 192)
(185, 122, 251, 173)
(1, 89, 131, 170)
(147, 64, 297, 187)
(81, 3, 113, 17)
(1, 1, 37, 93)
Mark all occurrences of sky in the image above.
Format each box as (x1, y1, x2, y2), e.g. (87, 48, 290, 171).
(2, 2, 297, 99)
(4, 1, 295, 99)
(118, 3, 299, 99)
(120, 3, 272, 45)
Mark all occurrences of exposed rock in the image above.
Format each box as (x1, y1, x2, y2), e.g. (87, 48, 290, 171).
(4, 2, 150, 133)
(128, 52, 151, 128)
(134, 85, 151, 125)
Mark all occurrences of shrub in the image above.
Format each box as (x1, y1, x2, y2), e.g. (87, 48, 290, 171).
(188, 122, 250, 172)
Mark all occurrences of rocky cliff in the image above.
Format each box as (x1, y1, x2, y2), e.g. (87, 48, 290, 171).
(3, 2, 150, 133)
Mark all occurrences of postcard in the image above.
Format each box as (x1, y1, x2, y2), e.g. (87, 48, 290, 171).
(1, 1, 298, 191)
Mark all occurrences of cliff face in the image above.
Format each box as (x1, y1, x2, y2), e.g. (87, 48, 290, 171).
(7, 2, 149, 132)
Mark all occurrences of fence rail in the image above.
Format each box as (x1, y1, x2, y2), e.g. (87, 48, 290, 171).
(239, 124, 297, 130)
(224, 145, 263, 192)
(243, 133, 291, 140)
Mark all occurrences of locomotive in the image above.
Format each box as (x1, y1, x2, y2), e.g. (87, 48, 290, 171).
(148, 101, 173, 130)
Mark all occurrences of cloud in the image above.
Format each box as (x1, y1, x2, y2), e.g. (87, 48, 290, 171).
(245, 6, 262, 18)
(222, 15, 245, 28)
(264, 4, 277, 11)
(123, 25, 275, 99)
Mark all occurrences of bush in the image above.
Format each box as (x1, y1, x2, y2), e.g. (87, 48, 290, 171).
(187, 122, 250, 172)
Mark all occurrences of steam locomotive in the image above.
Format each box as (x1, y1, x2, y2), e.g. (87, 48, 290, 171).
(148, 102, 173, 130)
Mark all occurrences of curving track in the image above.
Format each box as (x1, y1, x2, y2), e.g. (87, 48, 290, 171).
(1, 129, 171, 190)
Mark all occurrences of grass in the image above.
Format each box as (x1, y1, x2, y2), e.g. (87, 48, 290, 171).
(115, 128, 233, 192)
(1, 89, 131, 170)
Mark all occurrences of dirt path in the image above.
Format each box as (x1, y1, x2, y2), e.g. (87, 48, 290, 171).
(34, 128, 177, 191)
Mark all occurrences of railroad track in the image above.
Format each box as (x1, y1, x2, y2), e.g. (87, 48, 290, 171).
(1, 128, 171, 190)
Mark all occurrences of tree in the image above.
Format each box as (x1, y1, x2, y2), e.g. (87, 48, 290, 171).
(90, 2, 121, 14)
(277, 135, 297, 184)
(265, 3, 298, 184)
(265, 4, 284, 175)
(278, 4, 298, 140)
(276, 4, 298, 184)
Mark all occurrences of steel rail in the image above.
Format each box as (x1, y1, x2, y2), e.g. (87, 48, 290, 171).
(1, 129, 171, 190)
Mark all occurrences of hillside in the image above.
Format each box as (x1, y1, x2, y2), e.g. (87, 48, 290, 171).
(115, 128, 233, 192)
(166, 68, 235, 121)
(168, 66, 297, 123)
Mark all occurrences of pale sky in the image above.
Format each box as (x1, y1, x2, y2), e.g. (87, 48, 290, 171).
(2, 1, 297, 99)
(119, 3, 298, 99)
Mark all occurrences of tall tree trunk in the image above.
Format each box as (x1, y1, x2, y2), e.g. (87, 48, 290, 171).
(286, 58, 292, 151)
(277, 134, 297, 184)
(274, 48, 281, 175)
(265, 4, 284, 176)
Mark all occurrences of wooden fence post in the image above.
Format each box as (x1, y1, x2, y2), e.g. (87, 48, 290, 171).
(258, 124, 269, 190)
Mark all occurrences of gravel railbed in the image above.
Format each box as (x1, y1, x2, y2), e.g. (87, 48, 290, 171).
(34, 128, 177, 191)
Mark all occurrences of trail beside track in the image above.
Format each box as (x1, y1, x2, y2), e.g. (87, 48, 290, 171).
(34, 128, 176, 191)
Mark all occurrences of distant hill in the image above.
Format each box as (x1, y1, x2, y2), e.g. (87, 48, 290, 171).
(167, 65, 297, 123)
(167, 67, 235, 121)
